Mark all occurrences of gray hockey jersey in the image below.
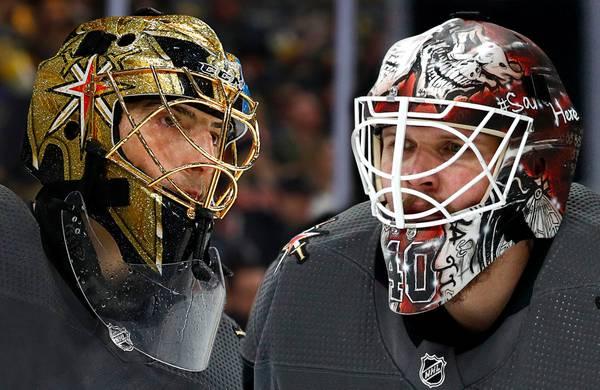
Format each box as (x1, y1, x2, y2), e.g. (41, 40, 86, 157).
(242, 183, 600, 389)
(0, 184, 243, 389)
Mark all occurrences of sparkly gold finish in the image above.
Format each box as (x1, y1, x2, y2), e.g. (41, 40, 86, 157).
(26, 15, 260, 268)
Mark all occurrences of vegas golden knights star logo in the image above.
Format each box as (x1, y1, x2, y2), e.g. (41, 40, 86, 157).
(274, 217, 337, 272)
(419, 353, 447, 388)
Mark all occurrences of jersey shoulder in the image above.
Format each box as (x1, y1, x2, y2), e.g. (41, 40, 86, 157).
(477, 183, 600, 388)
(0, 184, 63, 309)
(274, 201, 380, 270)
(241, 202, 382, 362)
(536, 182, 600, 290)
(565, 182, 600, 227)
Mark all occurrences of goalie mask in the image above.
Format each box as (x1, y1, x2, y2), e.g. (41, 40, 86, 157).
(24, 14, 259, 370)
(352, 18, 581, 314)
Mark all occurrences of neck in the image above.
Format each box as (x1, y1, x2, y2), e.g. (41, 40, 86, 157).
(444, 239, 532, 332)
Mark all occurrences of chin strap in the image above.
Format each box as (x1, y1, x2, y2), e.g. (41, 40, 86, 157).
(190, 212, 216, 282)
(189, 209, 233, 281)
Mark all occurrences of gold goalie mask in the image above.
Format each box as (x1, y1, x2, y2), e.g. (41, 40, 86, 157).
(23, 13, 259, 371)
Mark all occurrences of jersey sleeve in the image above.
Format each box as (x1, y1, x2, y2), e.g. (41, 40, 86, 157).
(240, 257, 281, 366)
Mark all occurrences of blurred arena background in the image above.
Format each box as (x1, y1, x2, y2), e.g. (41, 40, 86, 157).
(0, 0, 594, 328)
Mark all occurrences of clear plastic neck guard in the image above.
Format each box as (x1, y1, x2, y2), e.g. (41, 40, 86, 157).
(61, 191, 225, 371)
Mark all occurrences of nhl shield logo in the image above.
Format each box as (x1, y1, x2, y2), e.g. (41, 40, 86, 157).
(419, 353, 447, 388)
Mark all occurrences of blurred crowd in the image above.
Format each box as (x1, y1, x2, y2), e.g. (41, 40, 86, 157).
(0, 0, 387, 328)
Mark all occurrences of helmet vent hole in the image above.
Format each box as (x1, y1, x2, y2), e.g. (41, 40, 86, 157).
(64, 121, 79, 140)
(117, 34, 136, 47)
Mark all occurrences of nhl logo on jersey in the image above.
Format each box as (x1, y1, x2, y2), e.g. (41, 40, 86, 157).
(419, 353, 447, 388)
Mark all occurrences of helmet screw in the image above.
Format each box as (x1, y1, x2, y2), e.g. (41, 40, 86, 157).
(187, 207, 196, 219)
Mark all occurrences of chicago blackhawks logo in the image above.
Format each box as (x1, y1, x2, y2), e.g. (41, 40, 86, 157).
(371, 20, 523, 101)
(274, 217, 337, 272)
(419, 353, 447, 388)
(416, 23, 523, 100)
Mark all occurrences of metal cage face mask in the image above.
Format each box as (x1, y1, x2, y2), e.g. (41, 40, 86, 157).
(352, 96, 533, 229)
(103, 65, 259, 219)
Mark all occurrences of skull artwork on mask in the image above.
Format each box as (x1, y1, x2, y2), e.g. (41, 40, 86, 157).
(417, 24, 524, 100)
